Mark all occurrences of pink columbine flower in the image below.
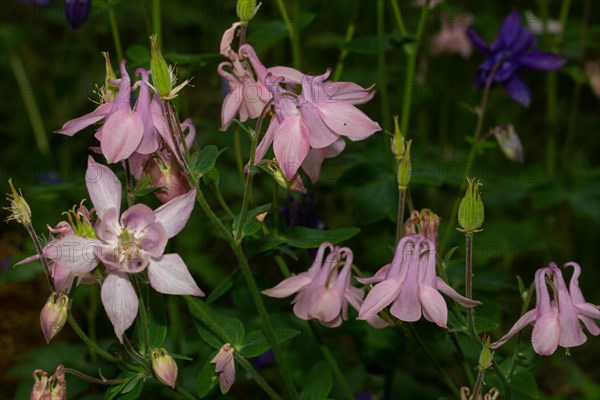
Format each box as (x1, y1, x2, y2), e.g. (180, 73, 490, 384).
(490, 263, 599, 356)
(211, 343, 236, 394)
(254, 72, 380, 181)
(357, 234, 481, 327)
(430, 12, 474, 59)
(45, 158, 203, 341)
(264, 242, 386, 328)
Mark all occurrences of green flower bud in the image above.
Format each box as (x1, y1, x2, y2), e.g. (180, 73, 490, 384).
(478, 335, 494, 370)
(150, 35, 172, 98)
(237, 0, 260, 23)
(458, 178, 484, 233)
(5, 179, 32, 226)
(397, 140, 412, 190)
(391, 115, 406, 160)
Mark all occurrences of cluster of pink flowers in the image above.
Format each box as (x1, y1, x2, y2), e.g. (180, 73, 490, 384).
(217, 23, 381, 185)
(265, 235, 480, 329)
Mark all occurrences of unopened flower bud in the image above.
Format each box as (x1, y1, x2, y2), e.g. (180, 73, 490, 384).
(458, 178, 484, 233)
(144, 155, 192, 203)
(151, 348, 178, 389)
(478, 335, 493, 370)
(492, 124, 524, 163)
(237, 0, 260, 23)
(150, 35, 172, 98)
(397, 140, 412, 190)
(267, 161, 307, 193)
(391, 115, 406, 160)
(64, 0, 91, 30)
(40, 292, 69, 343)
(5, 179, 32, 226)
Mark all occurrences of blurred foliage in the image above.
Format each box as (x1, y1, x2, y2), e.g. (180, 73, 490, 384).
(1, 0, 599, 399)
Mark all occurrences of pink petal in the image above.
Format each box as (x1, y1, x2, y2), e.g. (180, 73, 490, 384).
(357, 279, 401, 320)
(308, 288, 343, 324)
(121, 204, 156, 231)
(419, 285, 448, 328)
(134, 70, 159, 155)
(390, 246, 422, 322)
(551, 266, 587, 348)
(44, 236, 99, 274)
(86, 157, 122, 218)
(489, 309, 537, 349)
(15, 253, 40, 266)
(575, 303, 600, 320)
(268, 66, 305, 85)
(55, 103, 112, 136)
(263, 273, 312, 298)
(531, 313, 560, 356)
(139, 222, 168, 259)
(147, 254, 204, 296)
(100, 109, 144, 163)
(300, 104, 340, 149)
(327, 82, 376, 105)
(316, 102, 381, 141)
(356, 264, 390, 285)
(154, 189, 196, 239)
(181, 118, 196, 149)
(436, 277, 481, 308)
(273, 115, 310, 179)
(101, 272, 139, 342)
(254, 119, 277, 164)
(52, 262, 75, 293)
(220, 22, 241, 56)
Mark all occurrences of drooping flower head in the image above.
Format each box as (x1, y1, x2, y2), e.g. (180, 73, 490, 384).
(489, 262, 599, 356)
(467, 10, 565, 106)
(264, 242, 386, 328)
(211, 343, 236, 394)
(358, 234, 480, 328)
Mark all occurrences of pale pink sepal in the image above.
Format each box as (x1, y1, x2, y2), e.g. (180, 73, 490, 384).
(101, 272, 139, 343)
(86, 156, 122, 218)
(147, 254, 204, 297)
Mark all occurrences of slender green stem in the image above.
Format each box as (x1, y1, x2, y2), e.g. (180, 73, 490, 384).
(152, 0, 161, 45)
(60, 367, 128, 385)
(396, 188, 406, 242)
(332, 1, 359, 81)
(186, 297, 281, 399)
(210, 181, 236, 220)
(87, 284, 100, 362)
(308, 322, 355, 400)
(9, 53, 50, 157)
(235, 354, 284, 400)
(132, 276, 150, 354)
(23, 223, 55, 291)
(235, 102, 272, 241)
(107, 0, 124, 61)
(408, 325, 461, 398)
(68, 312, 140, 370)
(465, 234, 477, 340)
(399, 1, 429, 136)
(471, 369, 485, 399)
(174, 384, 197, 400)
(274, 255, 292, 278)
(276, 0, 301, 70)
(390, 0, 407, 36)
(233, 125, 245, 181)
(168, 296, 182, 354)
(508, 282, 535, 379)
(440, 61, 501, 252)
(376, 0, 390, 131)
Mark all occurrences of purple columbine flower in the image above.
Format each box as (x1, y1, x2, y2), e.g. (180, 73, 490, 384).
(467, 9, 566, 106)
(65, 0, 91, 30)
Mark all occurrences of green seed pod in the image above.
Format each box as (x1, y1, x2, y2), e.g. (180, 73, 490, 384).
(236, 0, 259, 22)
(397, 140, 412, 190)
(150, 35, 172, 98)
(458, 178, 484, 233)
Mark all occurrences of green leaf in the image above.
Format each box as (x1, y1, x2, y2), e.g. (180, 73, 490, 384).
(126, 45, 150, 63)
(187, 298, 245, 348)
(207, 268, 241, 304)
(474, 316, 499, 333)
(164, 52, 221, 65)
(192, 145, 220, 177)
(511, 370, 539, 399)
(232, 204, 271, 239)
(281, 227, 360, 248)
(133, 290, 167, 350)
(247, 20, 288, 43)
(240, 327, 301, 358)
(104, 372, 144, 400)
(245, 237, 286, 257)
(195, 361, 219, 398)
(299, 361, 333, 400)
